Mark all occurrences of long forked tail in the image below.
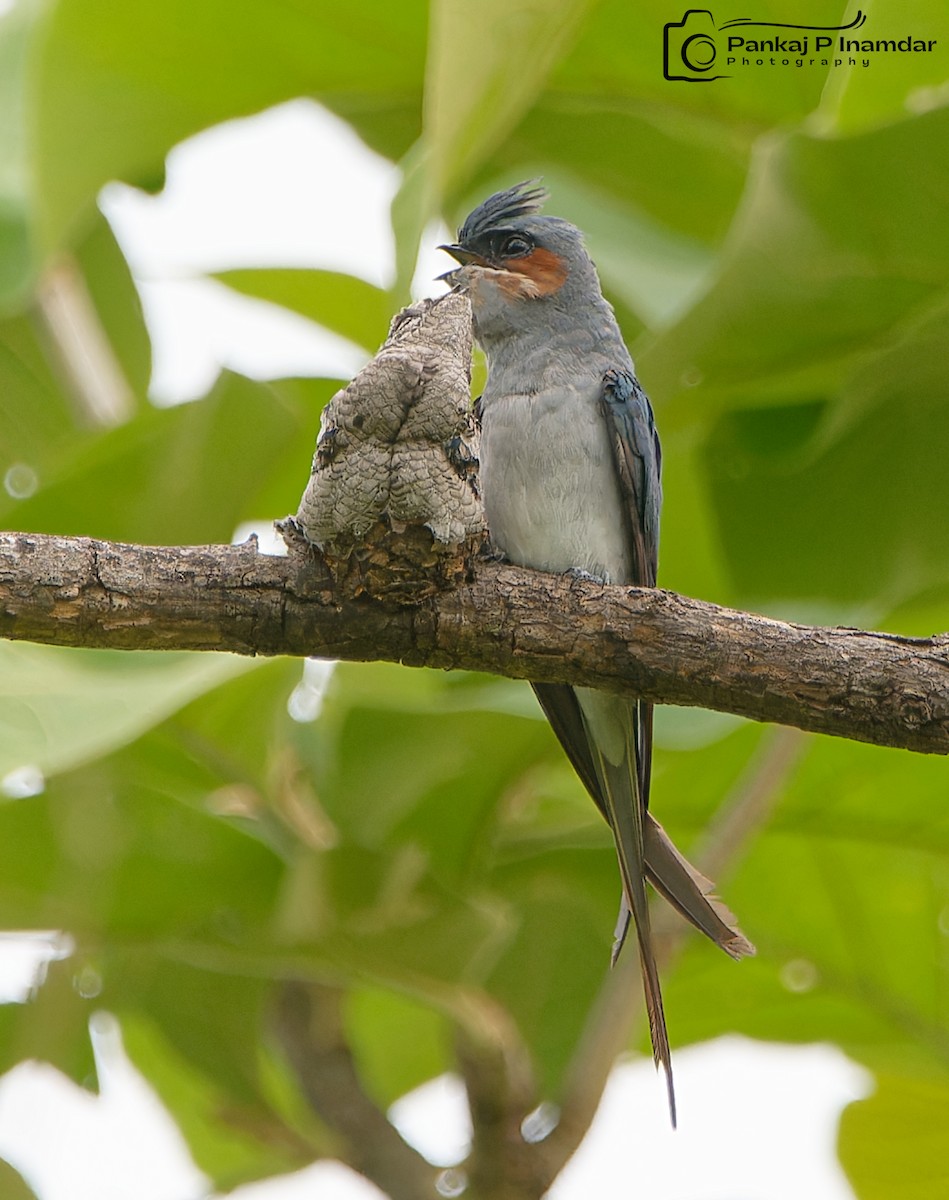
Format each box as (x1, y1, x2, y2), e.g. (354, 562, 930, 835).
(645, 818, 755, 960)
(635, 921, 676, 1127)
(531, 682, 753, 962)
(608, 798, 677, 1125)
(580, 696, 677, 1126)
(611, 817, 755, 965)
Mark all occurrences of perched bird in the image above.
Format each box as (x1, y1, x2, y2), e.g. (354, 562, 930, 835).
(441, 182, 753, 1123)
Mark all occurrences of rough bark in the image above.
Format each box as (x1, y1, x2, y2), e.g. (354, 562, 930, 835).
(2, 527, 947, 756)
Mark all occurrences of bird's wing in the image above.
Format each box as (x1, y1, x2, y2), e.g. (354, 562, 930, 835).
(598, 366, 754, 956)
(600, 366, 659, 828)
(599, 366, 661, 590)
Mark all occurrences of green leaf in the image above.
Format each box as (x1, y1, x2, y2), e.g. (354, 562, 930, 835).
(701, 337, 949, 611)
(215, 269, 391, 352)
(0, 656, 318, 1187)
(0, 957, 96, 1090)
(630, 107, 949, 616)
(839, 1072, 949, 1200)
(0, 208, 149, 473)
(485, 847, 616, 1094)
(0, 643, 259, 782)
(30, 0, 429, 257)
(0, 0, 44, 311)
(487, 96, 751, 248)
(641, 107, 949, 412)
(0, 1159, 38, 1200)
(272, 844, 515, 1005)
(119, 1011, 315, 1188)
(551, 0, 842, 125)
(817, 0, 948, 135)
(0, 372, 333, 543)
(0, 771, 282, 939)
(299, 669, 555, 882)
(345, 986, 451, 1108)
(74, 210, 152, 402)
(0, 312, 77, 465)
(652, 429, 737, 602)
(664, 734, 949, 1081)
(391, 138, 435, 302)
(425, 0, 594, 196)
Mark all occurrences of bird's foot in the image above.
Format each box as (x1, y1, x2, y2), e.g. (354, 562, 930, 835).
(564, 566, 601, 585)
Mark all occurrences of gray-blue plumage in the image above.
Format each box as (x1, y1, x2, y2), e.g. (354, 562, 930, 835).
(442, 181, 753, 1124)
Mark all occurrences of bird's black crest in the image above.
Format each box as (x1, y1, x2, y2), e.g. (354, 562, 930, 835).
(458, 180, 548, 242)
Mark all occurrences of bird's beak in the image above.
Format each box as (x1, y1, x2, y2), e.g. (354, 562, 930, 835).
(438, 243, 488, 267)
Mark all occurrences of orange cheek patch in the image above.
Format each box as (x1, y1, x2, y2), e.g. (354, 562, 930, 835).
(494, 271, 541, 300)
(506, 247, 569, 297)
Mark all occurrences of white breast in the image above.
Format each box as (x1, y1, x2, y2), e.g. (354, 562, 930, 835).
(479, 385, 631, 583)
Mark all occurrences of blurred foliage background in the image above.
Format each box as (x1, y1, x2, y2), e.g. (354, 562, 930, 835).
(1, 0, 949, 1196)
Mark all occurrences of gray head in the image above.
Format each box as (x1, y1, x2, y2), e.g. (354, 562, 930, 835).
(440, 181, 617, 356)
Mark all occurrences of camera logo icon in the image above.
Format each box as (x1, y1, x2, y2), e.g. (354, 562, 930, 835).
(663, 9, 728, 81)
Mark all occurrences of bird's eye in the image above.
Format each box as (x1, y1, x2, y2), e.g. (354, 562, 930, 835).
(502, 234, 532, 257)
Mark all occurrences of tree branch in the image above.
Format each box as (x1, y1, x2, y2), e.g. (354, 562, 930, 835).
(454, 1023, 545, 1200)
(2, 529, 948, 755)
(273, 981, 439, 1200)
